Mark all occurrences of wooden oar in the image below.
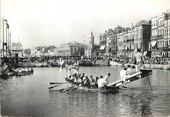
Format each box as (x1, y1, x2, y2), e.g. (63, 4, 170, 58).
(143, 64, 153, 91)
(49, 84, 61, 89)
(49, 82, 65, 85)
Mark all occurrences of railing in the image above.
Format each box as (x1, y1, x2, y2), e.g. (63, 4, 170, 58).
(157, 35, 164, 39)
(151, 35, 164, 39)
(126, 38, 134, 42)
(151, 35, 157, 39)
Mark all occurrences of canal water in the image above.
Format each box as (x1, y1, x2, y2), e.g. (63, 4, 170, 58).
(1, 67, 170, 117)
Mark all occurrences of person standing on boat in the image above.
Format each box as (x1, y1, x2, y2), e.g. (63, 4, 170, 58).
(104, 73, 111, 85)
(134, 49, 144, 71)
(120, 68, 127, 85)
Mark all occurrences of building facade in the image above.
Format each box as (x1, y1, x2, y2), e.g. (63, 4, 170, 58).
(57, 41, 84, 57)
(11, 42, 23, 57)
(151, 11, 170, 57)
(163, 11, 170, 57)
(84, 32, 100, 58)
(99, 33, 107, 55)
(126, 28, 135, 58)
(134, 21, 151, 53)
(117, 32, 124, 57)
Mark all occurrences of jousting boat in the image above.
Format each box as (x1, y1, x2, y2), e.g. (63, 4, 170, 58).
(49, 69, 152, 93)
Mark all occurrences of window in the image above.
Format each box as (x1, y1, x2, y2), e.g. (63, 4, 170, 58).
(167, 29, 168, 37)
(165, 29, 166, 37)
(158, 30, 159, 35)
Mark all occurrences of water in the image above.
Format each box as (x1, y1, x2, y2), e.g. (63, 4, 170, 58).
(1, 67, 170, 117)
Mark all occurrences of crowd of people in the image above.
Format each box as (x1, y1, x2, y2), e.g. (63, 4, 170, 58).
(112, 54, 170, 65)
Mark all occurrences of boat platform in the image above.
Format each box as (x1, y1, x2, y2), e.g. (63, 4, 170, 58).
(107, 69, 152, 88)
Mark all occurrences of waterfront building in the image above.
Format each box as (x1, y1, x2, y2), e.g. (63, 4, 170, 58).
(150, 16, 158, 57)
(157, 14, 165, 57)
(150, 11, 170, 57)
(99, 33, 107, 55)
(99, 26, 125, 57)
(163, 11, 170, 57)
(123, 31, 128, 57)
(57, 41, 84, 57)
(84, 44, 93, 58)
(117, 32, 124, 57)
(11, 42, 23, 57)
(127, 28, 135, 58)
(31, 46, 46, 57)
(84, 44, 100, 58)
(134, 20, 151, 53)
(47, 46, 58, 56)
(109, 29, 117, 57)
(105, 29, 113, 55)
(111, 26, 125, 57)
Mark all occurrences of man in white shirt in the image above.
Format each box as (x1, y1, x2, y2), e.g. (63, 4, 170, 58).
(120, 68, 127, 83)
(104, 73, 110, 85)
(134, 49, 144, 71)
(97, 73, 111, 88)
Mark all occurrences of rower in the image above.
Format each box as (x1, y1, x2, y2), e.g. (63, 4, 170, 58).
(67, 68, 72, 77)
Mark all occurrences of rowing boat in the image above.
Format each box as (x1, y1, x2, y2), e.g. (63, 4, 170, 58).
(49, 69, 152, 93)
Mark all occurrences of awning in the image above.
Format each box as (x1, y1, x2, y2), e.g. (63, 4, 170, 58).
(100, 46, 105, 50)
(151, 41, 157, 47)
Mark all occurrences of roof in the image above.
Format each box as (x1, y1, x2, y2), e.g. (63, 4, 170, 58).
(61, 41, 85, 47)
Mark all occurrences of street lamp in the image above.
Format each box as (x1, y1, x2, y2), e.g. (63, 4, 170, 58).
(2, 18, 8, 57)
(6, 22, 9, 56)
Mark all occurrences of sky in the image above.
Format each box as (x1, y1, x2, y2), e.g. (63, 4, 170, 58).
(1, 0, 170, 49)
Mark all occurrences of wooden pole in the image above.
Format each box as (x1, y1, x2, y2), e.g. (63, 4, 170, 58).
(147, 75, 152, 91)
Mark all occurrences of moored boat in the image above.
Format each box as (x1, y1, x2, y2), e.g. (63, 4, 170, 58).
(16, 68, 34, 76)
(79, 60, 93, 66)
(50, 61, 60, 67)
(109, 61, 118, 66)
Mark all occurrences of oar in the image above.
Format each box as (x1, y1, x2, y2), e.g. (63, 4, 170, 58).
(49, 84, 61, 89)
(147, 76, 153, 91)
(49, 82, 65, 85)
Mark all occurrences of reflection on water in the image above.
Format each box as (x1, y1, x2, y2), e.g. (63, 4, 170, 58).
(1, 67, 170, 117)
